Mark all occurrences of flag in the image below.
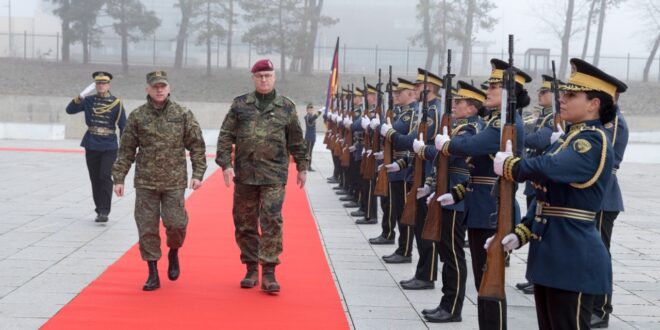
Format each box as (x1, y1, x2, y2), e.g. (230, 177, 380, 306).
(324, 37, 340, 117)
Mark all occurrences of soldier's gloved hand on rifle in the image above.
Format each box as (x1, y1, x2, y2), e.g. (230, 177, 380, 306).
(373, 151, 384, 160)
(550, 123, 564, 144)
(222, 168, 235, 187)
(366, 149, 372, 157)
(370, 115, 381, 130)
(79, 82, 97, 99)
(434, 126, 450, 150)
(349, 146, 356, 152)
(344, 117, 353, 129)
(412, 133, 425, 153)
(335, 115, 341, 123)
(484, 233, 520, 252)
(380, 122, 392, 137)
(416, 184, 432, 199)
(426, 192, 435, 205)
(361, 116, 370, 130)
(437, 193, 455, 206)
(378, 162, 400, 173)
(493, 140, 513, 176)
(330, 113, 337, 121)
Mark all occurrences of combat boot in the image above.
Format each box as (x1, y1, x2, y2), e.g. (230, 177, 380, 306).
(168, 248, 180, 281)
(240, 263, 259, 288)
(261, 264, 280, 293)
(143, 261, 160, 291)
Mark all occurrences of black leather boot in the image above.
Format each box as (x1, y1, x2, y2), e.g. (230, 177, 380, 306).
(261, 264, 280, 293)
(143, 261, 160, 291)
(168, 248, 180, 281)
(240, 263, 259, 288)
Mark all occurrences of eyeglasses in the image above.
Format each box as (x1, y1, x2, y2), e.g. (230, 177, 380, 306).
(253, 73, 274, 80)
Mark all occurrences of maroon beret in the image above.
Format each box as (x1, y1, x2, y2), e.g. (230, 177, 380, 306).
(251, 59, 274, 73)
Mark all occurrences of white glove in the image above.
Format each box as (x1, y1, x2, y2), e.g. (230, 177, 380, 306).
(373, 151, 384, 160)
(370, 116, 381, 130)
(361, 116, 370, 130)
(493, 140, 513, 176)
(331, 113, 337, 121)
(434, 126, 450, 150)
(349, 146, 356, 152)
(344, 118, 353, 129)
(484, 235, 495, 250)
(79, 82, 96, 98)
(426, 192, 436, 205)
(335, 115, 341, 123)
(378, 163, 400, 173)
(502, 233, 520, 252)
(380, 122, 392, 137)
(550, 123, 564, 144)
(366, 149, 372, 157)
(342, 117, 350, 127)
(413, 133, 425, 153)
(416, 184, 432, 199)
(437, 193, 455, 206)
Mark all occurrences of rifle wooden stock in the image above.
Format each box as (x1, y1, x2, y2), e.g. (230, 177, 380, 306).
(374, 111, 394, 197)
(360, 125, 370, 177)
(363, 122, 379, 179)
(400, 122, 428, 226)
(478, 124, 517, 301)
(422, 115, 452, 241)
(341, 118, 352, 167)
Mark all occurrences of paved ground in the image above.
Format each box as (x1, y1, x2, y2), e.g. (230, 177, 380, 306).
(1, 136, 660, 329)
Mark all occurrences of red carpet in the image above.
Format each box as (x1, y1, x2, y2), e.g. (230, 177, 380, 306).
(43, 167, 349, 329)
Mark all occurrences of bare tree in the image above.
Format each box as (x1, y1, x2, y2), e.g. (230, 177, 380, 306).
(456, 0, 497, 76)
(106, 0, 160, 73)
(49, 0, 73, 62)
(174, 0, 200, 69)
(593, 0, 626, 66)
(410, 0, 459, 74)
(226, 0, 236, 69)
(640, 0, 660, 82)
(580, 0, 599, 59)
(193, 0, 228, 76)
(70, 0, 104, 64)
(560, 0, 576, 78)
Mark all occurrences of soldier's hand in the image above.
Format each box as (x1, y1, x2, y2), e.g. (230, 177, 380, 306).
(373, 151, 384, 160)
(384, 163, 400, 173)
(80, 82, 96, 98)
(437, 193, 455, 206)
(370, 115, 380, 130)
(413, 133, 425, 153)
(114, 184, 124, 197)
(426, 192, 435, 205)
(297, 171, 307, 188)
(416, 184, 432, 199)
(361, 116, 370, 130)
(550, 123, 564, 144)
(493, 140, 513, 176)
(501, 233, 520, 252)
(349, 146, 356, 152)
(190, 179, 203, 190)
(223, 168, 235, 187)
(434, 126, 450, 150)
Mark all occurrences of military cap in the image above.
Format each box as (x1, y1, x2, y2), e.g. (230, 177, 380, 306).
(354, 87, 364, 97)
(415, 68, 443, 87)
(487, 58, 532, 86)
(560, 58, 627, 98)
(306, 102, 314, 108)
(453, 80, 486, 103)
(480, 81, 489, 91)
(397, 78, 416, 91)
(367, 84, 379, 94)
(251, 59, 274, 73)
(390, 82, 400, 92)
(92, 71, 112, 83)
(146, 70, 169, 86)
(538, 74, 566, 92)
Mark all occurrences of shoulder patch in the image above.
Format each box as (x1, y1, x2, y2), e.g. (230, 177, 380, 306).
(573, 139, 592, 153)
(281, 95, 296, 106)
(402, 114, 411, 122)
(490, 119, 501, 129)
(604, 122, 614, 129)
(426, 117, 434, 126)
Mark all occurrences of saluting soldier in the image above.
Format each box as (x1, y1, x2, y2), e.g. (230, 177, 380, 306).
(216, 59, 308, 294)
(434, 58, 530, 329)
(66, 71, 126, 223)
(490, 58, 625, 330)
(304, 103, 322, 172)
(420, 81, 486, 322)
(112, 71, 207, 291)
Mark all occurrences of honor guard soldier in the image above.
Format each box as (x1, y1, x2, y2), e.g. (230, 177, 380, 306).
(66, 71, 126, 223)
(376, 78, 420, 264)
(216, 59, 309, 293)
(490, 58, 625, 330)
(516, 74, 563, 294)
(304, 103, 322, 171)
(112, 70, 207, 291)
(339, 88, 365, 209)
(421, 81, 486, 322)
(354, 84, 379, 224)
(435, 58, 530, 329)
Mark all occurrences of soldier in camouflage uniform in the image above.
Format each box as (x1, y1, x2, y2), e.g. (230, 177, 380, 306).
(112, 71, 207, 291)
(216, 59, 309, 294)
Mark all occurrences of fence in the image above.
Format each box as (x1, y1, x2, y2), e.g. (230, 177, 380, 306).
(1, 31, 659, 82)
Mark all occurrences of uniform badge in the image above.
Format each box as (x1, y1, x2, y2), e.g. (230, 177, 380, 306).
(573, 139, 592, 153)
(402, 115, 411, 122)
(604, 122, 614, 129)
(426, 117, 434, 126)
(490, 119, 501, 128)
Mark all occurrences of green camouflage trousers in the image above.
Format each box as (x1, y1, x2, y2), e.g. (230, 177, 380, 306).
(135, 188, 188, 261)
(233, 183, 286, 265)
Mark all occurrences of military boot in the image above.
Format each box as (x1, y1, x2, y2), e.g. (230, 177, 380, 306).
(240, 263, 259, 288)
(143, 261, 160, 291)
(167, 248, 180, 281)
(261, 264, 280, 293)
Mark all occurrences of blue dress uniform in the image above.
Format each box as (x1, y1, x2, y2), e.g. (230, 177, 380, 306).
(439, 59, 530, 330)
(501, 57, 626, 330)
(420, 80, 487, 321)
(355, 97, 378, 224)
(304, 109, 321, 171)
(523, 106, 554, 205)
(342, 99, 363, 204)
(592, 105, 629, 324)
(66, 71, 126, 222)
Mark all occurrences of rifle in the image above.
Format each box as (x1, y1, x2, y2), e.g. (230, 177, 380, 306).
(360, 77, 370, 178)
(479, 34, 517, 303)
(401, 72, 429, 226)
(332, 91, 343, 157)
(551, 60, 565, 132)
(323, 93, 335, 149)
(364, 69, 383, 180)
(375, 66, 394, 196)
(340, 86, 354, 167)
(422, 49, 453, 242)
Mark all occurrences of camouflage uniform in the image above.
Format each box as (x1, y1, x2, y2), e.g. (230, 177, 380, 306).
(216, 90, 308, 266)
(112, 96, 207, 261)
